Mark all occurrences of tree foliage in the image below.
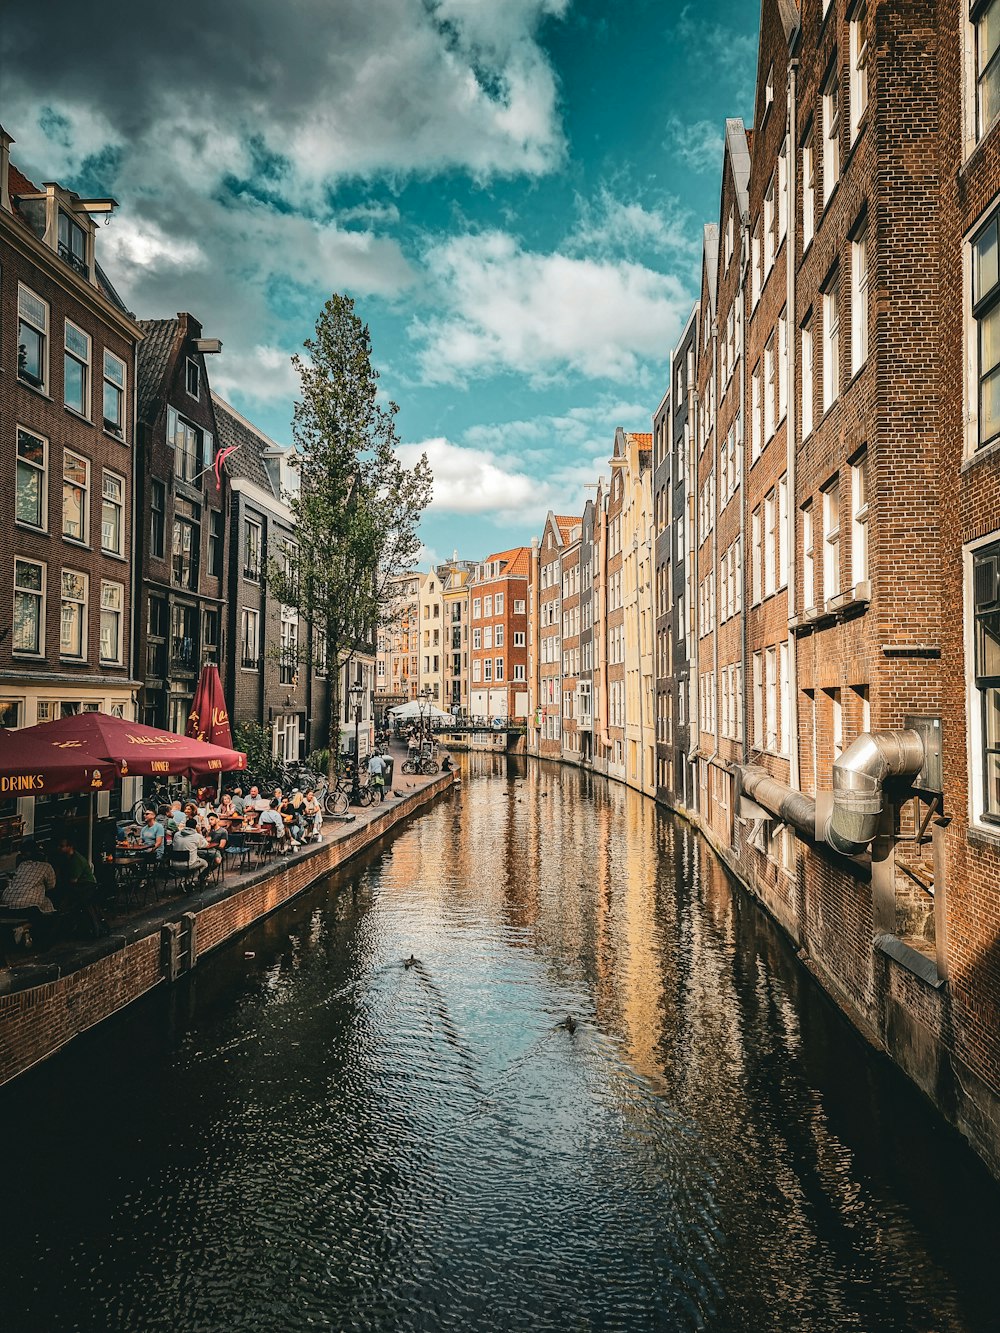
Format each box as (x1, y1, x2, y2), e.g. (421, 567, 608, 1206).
(269, 294, 432, 778)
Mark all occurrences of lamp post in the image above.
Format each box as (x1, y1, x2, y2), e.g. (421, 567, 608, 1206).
(349, 679, 364, 805)
(419, 685, 432, 752)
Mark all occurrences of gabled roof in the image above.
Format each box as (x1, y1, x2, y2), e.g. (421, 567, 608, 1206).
(8, 163, 38, 196)
(724, 118, 752, 222)
(136, 318, 181, 423)
(212, 393, 282, 497)
(485, 546, 530, 579)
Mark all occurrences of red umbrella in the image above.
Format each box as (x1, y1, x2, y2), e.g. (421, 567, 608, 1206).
(31, 712, 247, 779)
(0, 726, 117, 796)
(186, 664, 234, 748)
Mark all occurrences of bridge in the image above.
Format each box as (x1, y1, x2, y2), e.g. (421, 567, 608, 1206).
(397, 715, 528, 736)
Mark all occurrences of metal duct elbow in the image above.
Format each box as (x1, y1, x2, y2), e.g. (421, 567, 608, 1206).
(740, 765, 817, 839)
(826, 729, 924, 857)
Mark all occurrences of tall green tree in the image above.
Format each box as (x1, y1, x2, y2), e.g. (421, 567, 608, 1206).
(269, 294, 432, 779)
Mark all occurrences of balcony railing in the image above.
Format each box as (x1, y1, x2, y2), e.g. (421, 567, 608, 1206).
(58, 242, 90, 279)
(171, 636, 197, 670)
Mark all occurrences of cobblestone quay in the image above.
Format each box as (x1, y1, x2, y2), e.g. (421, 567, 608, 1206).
(2, 755, 999, 1332)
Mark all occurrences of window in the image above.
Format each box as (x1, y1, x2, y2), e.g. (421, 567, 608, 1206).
(975, 1, 1000, 139)
(851, 3, 869, 139)
(168, 407, 200, 483)
(16, 427, 47, 529)
(203, 608, 220, 661)
(280, 609, 298, 684)
(103, 350, 126, 437)
(778, 475, 789, 589)
(484, 595, 493, 617)
(63, 451, 90, 543)
(101, 471, 125, 555)
(823, 62, 841, 204)
(514, 630, 526, 647)
(514, 599, 526, 615)
(495, 623, 505, 647)
(64, 321, 91, 416)
(484, 658, 493, 682)
(150, 481, 166, 559)
(472, 598, 481, 618)
(830, 687, 844, 760)
(765, 64, 774, 114)
(765, 647, 778, 750)
(725, 209, 734, 268)
(172, 498, 201, 590)
(186, 357, 201, 399)
(751, 364, 762, 460)
(764, 177, 775, 275)
(780, 643, 790, 756)
(823, 478, 841, 600)
(495, 657, 504, 681)
(801, 315, 815, 439)
(17, 285, 48, 390)
(171, 603, 198, 671)
(851, 453, 869, 585)
(514, 663, 525, 681)
(851, 224, 869, 375)
(823, 273, 841, 411)
(764, 334, 776, 439)
(244, 519, 262, 579)
(484, 625, 493, 650)
(13, 559, 45, 655)
(60, 570, 88, 659)
(752, 224, 762, 307)
(764, 491, 776, 597)
(315, 628, 328, 675)
(972, 210, 1000, 449)
(752, 507, 763, 604)
(753, 651, 764, 749)
(778, 138, 788, 243)
(495, 592, 504, 614)
(802, 125, 815, 250)
(100, 581, 124, 664)
(778, 311, 788, 423)
(473, 659, 482, 683)
(209, 511, 224, 578)
(973, 538, 1000, 821)
(241, 609, 260, 667)
(803, 503, 815, 610)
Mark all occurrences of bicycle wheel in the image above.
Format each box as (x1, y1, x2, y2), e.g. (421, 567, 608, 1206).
(401, 759, 417, 775)
(324, 787, 349, 817)
(422, 761, 439, 776)
(357, 785, 374, 807)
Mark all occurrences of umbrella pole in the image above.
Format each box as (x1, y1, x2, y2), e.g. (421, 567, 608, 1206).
(88, 791, 94, 865)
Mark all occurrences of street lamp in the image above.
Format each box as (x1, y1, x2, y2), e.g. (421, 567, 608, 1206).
(349, 678, 364, 805)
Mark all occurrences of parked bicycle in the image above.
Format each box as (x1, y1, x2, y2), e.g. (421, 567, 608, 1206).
(130, 780, 187, 822)
(400, 754, 439, 776)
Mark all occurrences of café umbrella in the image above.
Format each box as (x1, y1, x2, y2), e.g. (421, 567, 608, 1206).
(0, 726, 117, 797)
(30, 712, 247, 779)
(186, 664, 234, 748)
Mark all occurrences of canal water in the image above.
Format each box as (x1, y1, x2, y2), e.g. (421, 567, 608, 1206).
(3, 757, 1000, 1333)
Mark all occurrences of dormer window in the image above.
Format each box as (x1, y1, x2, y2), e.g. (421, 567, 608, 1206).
(58, 211, 88, 278)
(185, 356, 200, 399)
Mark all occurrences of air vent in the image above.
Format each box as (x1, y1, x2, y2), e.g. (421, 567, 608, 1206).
(975, 553, 1000, 611)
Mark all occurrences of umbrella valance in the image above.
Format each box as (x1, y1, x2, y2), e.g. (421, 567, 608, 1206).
(27, 713, 247, 779)
(0, 727, 117, 796)
(387, 700, 454, 722)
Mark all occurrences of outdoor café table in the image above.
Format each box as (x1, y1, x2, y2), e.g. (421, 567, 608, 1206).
(111, 847, 156, 907)
(241, 827, 274, 867)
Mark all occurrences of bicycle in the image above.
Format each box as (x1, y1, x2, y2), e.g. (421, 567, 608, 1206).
(401, 755, 439, 776)
(130, 780, 186, 822)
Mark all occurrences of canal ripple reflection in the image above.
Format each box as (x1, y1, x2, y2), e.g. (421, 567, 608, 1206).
(3, 755, 1000, 1333)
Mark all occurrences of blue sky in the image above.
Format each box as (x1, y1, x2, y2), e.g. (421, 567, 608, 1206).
(3, 0, 758, 563)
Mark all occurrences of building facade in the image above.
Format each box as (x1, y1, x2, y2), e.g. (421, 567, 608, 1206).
(468, 548, 530, 723)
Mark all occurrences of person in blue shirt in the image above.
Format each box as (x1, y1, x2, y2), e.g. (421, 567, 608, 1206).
(140, 809, 166, 860)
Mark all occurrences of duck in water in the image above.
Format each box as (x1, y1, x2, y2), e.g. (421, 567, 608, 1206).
(404, 955, 419, 970)
(557, 1015, 578, 1034)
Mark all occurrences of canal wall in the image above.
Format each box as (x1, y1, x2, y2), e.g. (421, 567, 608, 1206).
(0, 771, 456, 1086)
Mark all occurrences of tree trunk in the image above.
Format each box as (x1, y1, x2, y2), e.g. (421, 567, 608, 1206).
(326, 638, 344, 784)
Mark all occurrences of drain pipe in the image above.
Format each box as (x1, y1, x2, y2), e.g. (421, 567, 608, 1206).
(741, 764, 816, 838)
(738, 212, 750, 765)
(826, 729, 924, 856)
(785, 57, 801, 790)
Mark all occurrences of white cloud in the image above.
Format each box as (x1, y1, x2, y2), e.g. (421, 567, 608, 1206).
(212, 345, 301, 408)
(411, 230, 690, 385)
(662, 115, 725, 176)
(397, 437, 544, 516)
(570, 188, 696, 259)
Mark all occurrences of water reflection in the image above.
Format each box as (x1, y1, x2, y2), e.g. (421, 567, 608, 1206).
(1, 755, 999, 1333)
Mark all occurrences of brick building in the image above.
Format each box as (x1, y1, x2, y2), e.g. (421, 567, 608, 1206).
(134, 315, 225, 734)
(440, 558, 475, 713)
(0, 131, 143, 833)
(535, 514, 575, 757)
(559, 520, 582, 762)
(212, 395, 331, 760)
(468, 547, 530, 722)
(578, 498, 597, 765)
(603, 448, 626, 781)
(376, 572, 419, 713)
(617, 429, 655, 794)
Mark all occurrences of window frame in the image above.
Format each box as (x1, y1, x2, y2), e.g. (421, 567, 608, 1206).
(823, 477, 842, 601)
(101, 469, 126, 557)
(851, 222, 870, 376)
(60, 568, 89, 661)
(103, 349, 127, 438)
(150, 480, 166, 559)
(99, 580, 125, 665)
(17, 284, 49, 392)
(973, 0, 1000, 142)
(62, 449, 91, 545)
(851, 452, 870, 586)
(63, 319, 92, 418)
(970, 207, 1000, 451)
(968, 533, 1000, 825)
(822, 60, 841, 206)
(15, 426, 48, 532)
(13, 558, 46, 657)
(823, 270, 842, 412)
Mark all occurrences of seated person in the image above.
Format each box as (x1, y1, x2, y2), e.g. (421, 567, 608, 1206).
(139, 809, 166, 860)
(171, 823, 209, 877)
(302, 790, 323, 842)
(247, 785, 270, 813)
(230, 788, 247, 815)
(53, 835, 104, 937)
(2, 840, 59, 941)
(278, 794, 304, 847)
(441, 753, 453, 773)
(218, 792, 239, 822)
(257, 799, 286, 846)
(204, 814, 228, 868)
(166, 800, 187, 832)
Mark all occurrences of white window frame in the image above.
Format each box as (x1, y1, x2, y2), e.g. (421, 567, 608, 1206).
(103, 349, 127, 438)
(17, 284, 49, 392)
(851, 224, 869, 376)
(803, 503, 815, 610)
(63, 449, 91, 545)
(969, 205, 1000, 454)
(752, 506, 763, 604)
(823, 62, 841, 205)
(778, 474, 789, 590)
(60, 568, 89, 661)
(764, 490, 777, 598)
(64, 320, 92, 418)
(101, 470, 126, 556)
(801, 316, 815, 439)
(13, 558, 46, 656)
(823, 478, 842, 601)
(802, 125, 815, 251)
(764, 333, 776, 440)
(99, 580, 125, 665)
(15, 426, 48, 532)
(823, 273, 841, 412)
(851, 453, 869, 586)
(778, 310, 788, 423)
(850, 2, 869, 141)
(185, 356, 201, 400)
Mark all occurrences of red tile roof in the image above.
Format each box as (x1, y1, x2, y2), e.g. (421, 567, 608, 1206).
(486, 546, 531, 579)
(625, 432, 652, 447)
(8, 164, 39, 196)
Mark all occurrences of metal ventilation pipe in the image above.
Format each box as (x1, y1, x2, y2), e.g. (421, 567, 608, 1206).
(740, 765, 816, 839)
(826, 729, 925, 857)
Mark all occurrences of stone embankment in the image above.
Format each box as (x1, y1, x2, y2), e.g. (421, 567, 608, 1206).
(0, 767, 455, 1085)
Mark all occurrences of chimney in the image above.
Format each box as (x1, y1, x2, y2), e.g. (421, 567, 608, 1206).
(0, 125, 12, 214)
